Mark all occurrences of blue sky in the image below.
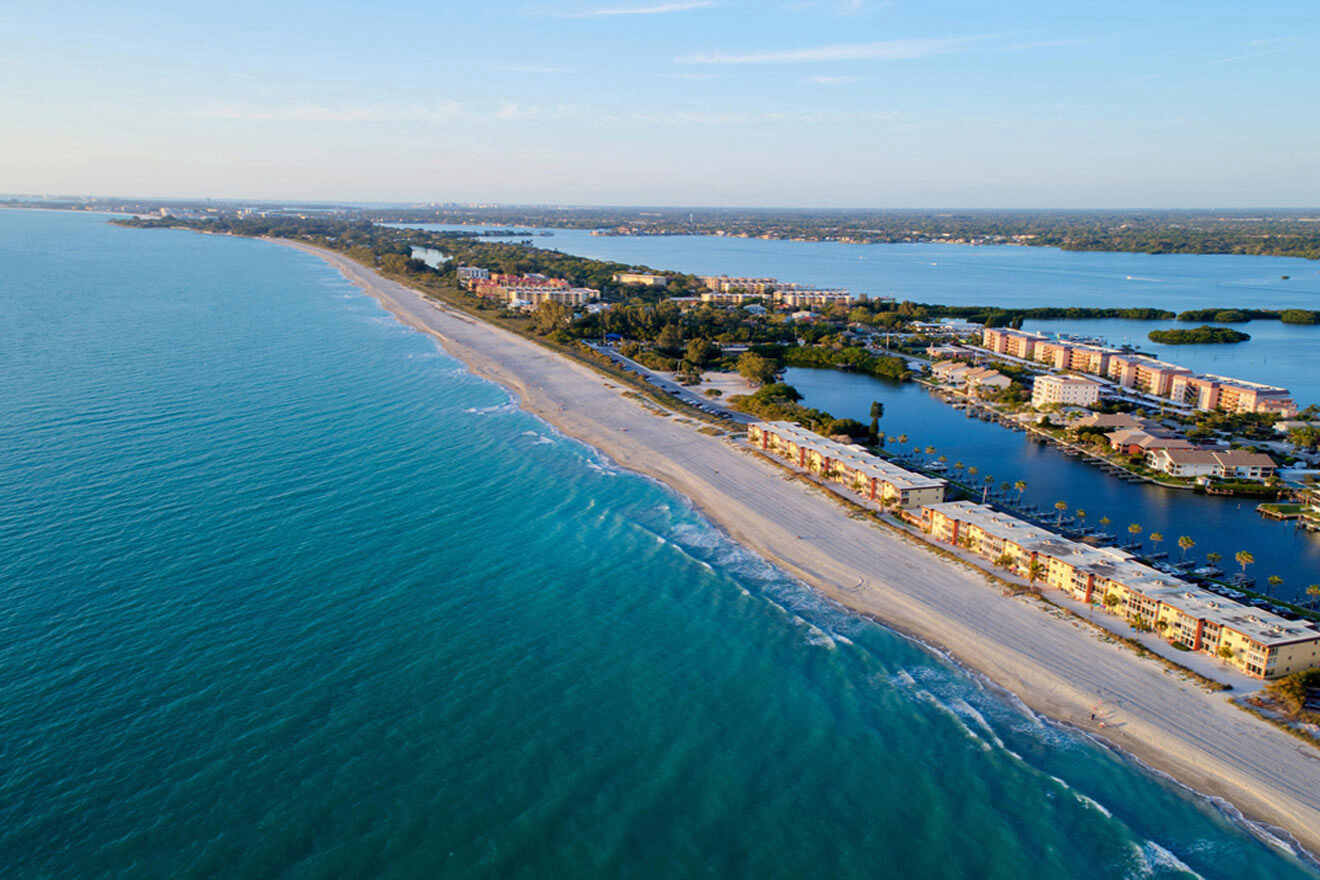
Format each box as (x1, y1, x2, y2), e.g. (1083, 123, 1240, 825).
(2, 0, 1316, 207)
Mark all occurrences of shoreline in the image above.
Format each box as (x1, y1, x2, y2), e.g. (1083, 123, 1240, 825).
(274, 238, 1320, 864)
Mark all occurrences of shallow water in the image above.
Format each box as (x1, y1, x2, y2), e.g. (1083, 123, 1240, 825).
(1, 209, 1315, 877)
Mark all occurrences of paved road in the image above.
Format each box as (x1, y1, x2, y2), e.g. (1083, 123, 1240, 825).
(584, 342, 757, 425)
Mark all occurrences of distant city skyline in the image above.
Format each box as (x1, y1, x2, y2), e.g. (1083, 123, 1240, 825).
(4, 0, 1318, 207)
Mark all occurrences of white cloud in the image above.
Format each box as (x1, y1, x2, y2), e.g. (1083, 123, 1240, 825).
(194, 103, 463, 123)
(561, 1, 713, 17)
(676, 36, 982, 64)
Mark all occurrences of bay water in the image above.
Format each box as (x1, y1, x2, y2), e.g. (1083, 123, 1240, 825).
(2, 210, 1316, 878)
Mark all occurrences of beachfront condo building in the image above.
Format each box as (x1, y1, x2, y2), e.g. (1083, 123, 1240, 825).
(702, 276, 778, 295)
(505, 287, 600, 309)
(748, 421, 947, 509)
(1106, 354, 1193, 397)
(980, 330, 1295, 416)
(920, 501, 1320, 679)
(1031, 374, 1103, 409)
(457, 266, 490, 283)
(981, 328, 1048, 360)
(612, 272, 668, 287)
(1170, 374, 1298, 417)
(774, 288, 853, 308)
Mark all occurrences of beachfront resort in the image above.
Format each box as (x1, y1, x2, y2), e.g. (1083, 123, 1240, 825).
(748, 420, 1320, 680)
(982, 327, 1298, 416)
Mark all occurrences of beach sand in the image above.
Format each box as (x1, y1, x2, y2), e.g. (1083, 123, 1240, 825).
(281, 240, 1320, 861)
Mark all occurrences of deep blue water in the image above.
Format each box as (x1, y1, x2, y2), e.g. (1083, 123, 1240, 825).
(3, 209, 1317, 878)
(784, 368, 1320, 605)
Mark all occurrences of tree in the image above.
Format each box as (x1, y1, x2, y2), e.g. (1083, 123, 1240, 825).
(1218, 645, 1235, 660)
(530, 301, 572, 334)
(1235, 550, 1255, 576)
(1149, 532, 1164, 553)
(1128, 523, 1143, 544)
(736, 351, 777, 387)
(1267, 575, 1283, 596)
(1027, 559, 1045, 584)
(967, 466, 978, 478)
(1075, 509, 1087, 525)
(1207, 552, 1222, 566)
(995, 553, 1016, 569)
(684, 337, 714, 366)
(1014, 480, 1027, 503)
(924, 445, 936, 459)
(1307, 584, 1320, 609)
(656, 323, 684, 356)
(870, 401, 884, 421)
(1178, 535, 1195, 561)
(1099, 516, 1111, 528)
(954, 461, 964, 472)
(1054, 500, 1068, 525)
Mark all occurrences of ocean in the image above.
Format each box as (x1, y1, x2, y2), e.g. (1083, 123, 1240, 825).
(1, 209, 1315, 878)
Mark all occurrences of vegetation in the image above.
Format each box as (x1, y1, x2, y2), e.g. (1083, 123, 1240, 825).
(1148, 325, 1250, 345)
(780, 345, 909, 381)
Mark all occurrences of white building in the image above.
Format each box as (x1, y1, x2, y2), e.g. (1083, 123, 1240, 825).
(457, 266, 490, 283)
(1032, 374, 1102, 409)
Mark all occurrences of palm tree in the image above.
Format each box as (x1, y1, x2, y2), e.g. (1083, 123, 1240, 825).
(1235, 550, 1255, 577)
(1075, 509, 1087, 526)
(1149, 532, 1164, 554)
(1206, 551, 1222, 567)
(1306, 584, 1320, 610)
(924, 445, 936, 459)
(1267, 575, 1283, 596)
(954, 461, 964, 473)
(938, 455, 948, 465)
(995, 552, 1016, 570)
(967, 466, 978, 478)
(1027, 559, 1045, 584)
(1099, 515, 1111, 529)
(1013, 480, 1027, 503)
(1128, 523, 1143, 546)
(1177, 535, 1195, 561)
(896, 434, 909, 446)
(1000, 481, 1011, 495)
(1054, 500, 1068, 525)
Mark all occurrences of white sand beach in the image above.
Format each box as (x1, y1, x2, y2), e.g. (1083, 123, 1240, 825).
(282, 240, 1320, 860)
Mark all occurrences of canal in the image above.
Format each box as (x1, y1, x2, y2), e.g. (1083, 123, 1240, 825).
(785, 366, 1320, 604)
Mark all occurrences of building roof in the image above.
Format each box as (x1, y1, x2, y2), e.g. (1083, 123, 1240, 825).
(757, 422, 946, 492)
(926, 501, 1316, 647)
(1073, 412, 1148, 430)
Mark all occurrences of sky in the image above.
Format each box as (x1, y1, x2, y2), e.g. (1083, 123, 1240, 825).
(1, 0, 1317, 208)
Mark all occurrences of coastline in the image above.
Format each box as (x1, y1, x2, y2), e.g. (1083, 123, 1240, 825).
(275, 238, 1320, 864)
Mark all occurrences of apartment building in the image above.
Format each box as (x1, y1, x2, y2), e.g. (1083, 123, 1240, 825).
(1106, 354, 1193, 397)
(981, 328, 1048, 360)
(1170, 374, 1298, 417)
(1031, 374, 1102, 408)
(457, 266, 490, 283)
(921, 500, 1320, 679)
(748, 421, 947, 509)
(774, 288, 853, 308)
(702, 276, 778, 295)
(612, 272, 668, 287)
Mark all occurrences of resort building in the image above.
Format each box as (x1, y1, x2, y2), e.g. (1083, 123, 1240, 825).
(1106, 355, 1193, 397)
(1031, 374, 1103, 409)
(920, 501, 1320, 679)
(612, 272, 668, 287)
(774, 287, 853, 308)
(702, 276, 778, 295)
(981, 328, 1048, 360)
(1030, 339, 1120, 375)
(1145, 448, 1277, 481)
(748, 421, 948, 509)
(503, 286, 600, 309)
(1170, 374, 1298, 417)
(457, 266, 490, 283)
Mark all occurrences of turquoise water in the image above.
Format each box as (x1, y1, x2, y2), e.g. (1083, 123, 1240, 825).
(2, 209, 1316, 878)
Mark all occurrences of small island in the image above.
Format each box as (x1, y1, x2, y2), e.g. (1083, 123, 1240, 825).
(1149, 325, 1251, 344)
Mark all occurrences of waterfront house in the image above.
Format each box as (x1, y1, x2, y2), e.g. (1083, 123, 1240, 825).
(1146, 448, 1277, 481)
(1106, 428, 1194, 457)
